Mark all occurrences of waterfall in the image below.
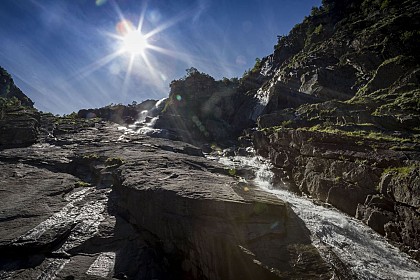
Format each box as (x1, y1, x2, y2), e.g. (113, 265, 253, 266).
(217, 155, 420, 280)
(249, 88, 270, 121)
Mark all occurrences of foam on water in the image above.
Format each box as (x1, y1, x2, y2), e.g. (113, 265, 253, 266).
(218, 155, 420, 280)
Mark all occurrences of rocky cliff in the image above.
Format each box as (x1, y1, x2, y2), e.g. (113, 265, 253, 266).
(246, 0, 420, 260)
(0, 71, 337, 279)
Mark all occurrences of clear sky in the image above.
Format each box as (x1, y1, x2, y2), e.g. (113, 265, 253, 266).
(0, 0, 321, 114)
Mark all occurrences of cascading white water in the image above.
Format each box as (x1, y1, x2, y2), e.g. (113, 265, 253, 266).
(218, 155, 420, 280)
(249, 88, 270, 121)
(118, 97, 168, 138)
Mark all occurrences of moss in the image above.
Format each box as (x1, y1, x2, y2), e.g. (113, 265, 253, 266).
(0, 97, 22, 109)
(383, 165, 416, 177)
(389, 145, 417, 151)
(105, 157, 125, 166)
(373, 89, 420, 116)
(228, 168, 236, 176)
(400, 30, 420, 43)
(83, 153, 99, 160)
(314, 24, 324, 35)
(75, 181, 91, 188)
(300, 124, 417, 143)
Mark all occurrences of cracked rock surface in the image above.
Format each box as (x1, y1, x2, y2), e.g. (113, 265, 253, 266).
(0, 122, 334, 279)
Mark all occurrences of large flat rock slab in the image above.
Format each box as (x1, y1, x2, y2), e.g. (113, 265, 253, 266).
(0, 123, 333, 279)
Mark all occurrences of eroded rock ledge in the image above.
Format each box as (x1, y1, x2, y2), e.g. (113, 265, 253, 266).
(0, 123, 334, 279)
(253, 128, 420, 260)
(114, 140, 332, 279)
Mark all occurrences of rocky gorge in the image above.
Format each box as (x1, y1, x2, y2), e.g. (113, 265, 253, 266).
(1, 0, 420, 279)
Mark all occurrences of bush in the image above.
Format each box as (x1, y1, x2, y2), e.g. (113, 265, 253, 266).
(75, 181, 91, 187)
(105, 157, 125, 166)
(314, 24, 324, 35)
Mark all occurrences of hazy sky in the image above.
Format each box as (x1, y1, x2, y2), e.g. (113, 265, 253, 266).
(0, 0, 321, 114)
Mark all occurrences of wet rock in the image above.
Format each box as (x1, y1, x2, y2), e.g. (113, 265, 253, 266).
(0, 123, 335, 279)
(253, 127, 420, 259)
(115, 140, 333, 279)
(0, 162, 78, 249)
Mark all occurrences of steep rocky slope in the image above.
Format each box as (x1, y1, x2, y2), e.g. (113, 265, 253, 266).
(246, 0, 420, 260)
(1, 66, 34, 107)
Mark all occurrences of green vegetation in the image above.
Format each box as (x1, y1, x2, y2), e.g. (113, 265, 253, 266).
(299, 124, 417, 143)
(63, 112, 79, 119)
(0, 97, 22, 108)
(389, 145, 417, 151)
(314, 24, 324, 35)
(361, 0, 395, 14)
(228, 168, 236, 176)
(75, 181, 91, 188)
(383, 165, 417, 177)
(242, 58, 263, 78)
(400, 30, 420, 43)
(105, 157, 125, 166)
(83, 153, 100, 160)
(373, 89, 420, 116)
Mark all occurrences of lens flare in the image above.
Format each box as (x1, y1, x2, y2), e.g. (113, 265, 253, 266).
(95, 0, 107, 6)
(77, 1, 195, 101)
(116, 20, 134, 36)
(116, 20, 149, 56)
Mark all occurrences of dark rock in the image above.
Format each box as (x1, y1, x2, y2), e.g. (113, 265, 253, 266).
(115, 139, 333, 279)
(0, 66, 34, 107)
(0, 106, 40, 149)
(0, 69, 40, 148)
(78, 99, 158, 125)
(253, 127, 420, 257)
(0, 123, 334, 279)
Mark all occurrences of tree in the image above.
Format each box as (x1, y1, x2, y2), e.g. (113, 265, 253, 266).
(185, 67, 199, 77)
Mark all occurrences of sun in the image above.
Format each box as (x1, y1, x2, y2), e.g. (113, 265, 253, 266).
(116, 20, 149, 56)
(122, 30, 149, 55)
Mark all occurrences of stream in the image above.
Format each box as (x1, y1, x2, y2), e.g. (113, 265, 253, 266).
(217, 155, 420, 280)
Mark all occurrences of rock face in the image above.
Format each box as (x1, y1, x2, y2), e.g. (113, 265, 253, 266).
(0, 119, 334, 279)
(0, 105, 39, 148)
(115, 141, 332, 279)
(0, 66, 34, 107)
(245, 0, 420, 260)
(252, 127, 420, 260)
(0, 69, 40, 149)
(77, 99, 158, 125)
(156, 68, 242, 145)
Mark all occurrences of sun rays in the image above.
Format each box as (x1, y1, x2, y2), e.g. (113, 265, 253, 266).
(68, 0, 241, 105)
(115, 19, 149, 56)
(78, 1, 205, 99)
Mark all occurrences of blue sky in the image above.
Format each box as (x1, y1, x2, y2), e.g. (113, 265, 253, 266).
(0, 0, 321, 114)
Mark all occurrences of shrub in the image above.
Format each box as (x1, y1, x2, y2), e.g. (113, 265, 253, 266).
(83, 153, 99, 160)
(105, 157, 125, 166)
(314, 24, 323, 35)
(75, 181, 91, 187)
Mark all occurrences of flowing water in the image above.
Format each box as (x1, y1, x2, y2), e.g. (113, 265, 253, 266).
(218, 155, 420, 280)
(1, 188, 110, 280)
(249, 88, 270, 121)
